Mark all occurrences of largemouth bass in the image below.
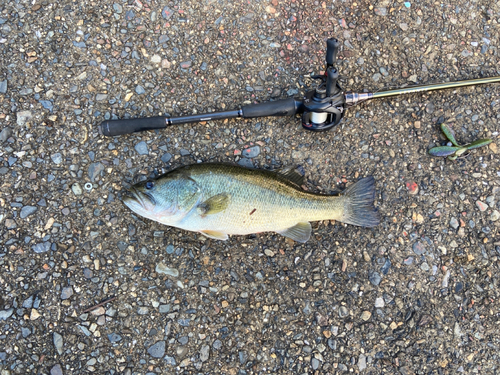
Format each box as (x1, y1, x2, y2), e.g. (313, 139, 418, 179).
(123, 163, 380, 243)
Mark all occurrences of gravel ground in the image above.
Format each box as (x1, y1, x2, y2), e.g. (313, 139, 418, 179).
(1, 0, 499, 374)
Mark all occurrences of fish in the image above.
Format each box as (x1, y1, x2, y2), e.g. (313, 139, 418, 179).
(122, 163, 380, 243)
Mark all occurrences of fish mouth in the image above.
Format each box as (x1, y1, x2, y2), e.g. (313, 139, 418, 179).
(122, 186, 156, 210)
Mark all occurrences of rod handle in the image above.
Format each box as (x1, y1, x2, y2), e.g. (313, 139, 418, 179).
(241, 98, 299, 118)
(99, 116, 168, 136)
(326, 38, 340, 67)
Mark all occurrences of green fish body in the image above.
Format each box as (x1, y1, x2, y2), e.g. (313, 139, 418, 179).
(123, 163, 379, 243)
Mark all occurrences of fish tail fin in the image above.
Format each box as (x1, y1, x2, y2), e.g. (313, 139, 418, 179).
(340, 176, 380, 227)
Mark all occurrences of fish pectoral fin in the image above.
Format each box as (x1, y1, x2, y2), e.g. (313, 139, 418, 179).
(278, 166, 305, 186)
(199, 230, 229, 241)
(197, 193, 230, 216)
(276, 222, 311, 243)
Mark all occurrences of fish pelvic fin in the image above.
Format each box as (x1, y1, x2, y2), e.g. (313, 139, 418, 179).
(276, 222, 312, 243)
(340, 176, 380, 227)
(199, 230, 229, 241)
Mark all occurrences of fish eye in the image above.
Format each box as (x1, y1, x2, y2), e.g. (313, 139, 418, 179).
(145, 181, 154, 189)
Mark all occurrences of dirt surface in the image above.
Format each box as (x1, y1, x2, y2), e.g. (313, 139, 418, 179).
(1, 0, 499, 374)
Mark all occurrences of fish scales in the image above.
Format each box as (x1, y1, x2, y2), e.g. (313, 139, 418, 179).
(178, 164, 345, 233)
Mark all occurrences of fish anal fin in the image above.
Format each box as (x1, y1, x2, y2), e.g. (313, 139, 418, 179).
(276, 222, 311, 243)
(278, 166, 305, 186)
(199, 230, 229, 241)
(197, 193, 230, 216)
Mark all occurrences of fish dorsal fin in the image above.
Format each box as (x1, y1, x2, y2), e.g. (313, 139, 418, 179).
(197, 193, 230, 216)
(199, 230, 229, 241)
(278, 166, 305, 186)
(276, 222, 311, 243)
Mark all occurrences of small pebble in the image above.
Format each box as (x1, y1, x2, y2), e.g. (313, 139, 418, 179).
(0, 80, 7, 94)
(22, 295, 34, 308)
(0, 127, 12, 142)
(50, 364, 63, 375)
(135, 85, 145, 95)
(20, 206, 37, 219)
(368, 271, 381, 286)
(339, 306, 348, 318)
(442, 270, 451, 288)
(159, 304, 171, 313)
(360, 311, 371, 321)
(137, 307, 149, 315)
(0, 308, 14, 321)
(358, 354, 367, 371)
(264, 249, 275, 257)
(380, 258, 391, 275)
(311, 357, 320, 370)
(449, 217, 459, 229)
(125, 10, 135, 21)
(200, 345, 210, 362)
(61, 287, 73, 300)
(162, 6, 174, 19)
(51, 153, 62, 164)
(53, 332, 63, 355)
(30, 309, 41, 320)
(404, 257, 414, 265)
(32, 242, 51, 253)
(91, 307, 105, 316)
(17, 110, 33, 126)
(161, 153, 172, 163)
(88, 162, 104, 182)
(165, 356, 177, 365)
(135, 141, 149, 155)
(413, 242, 426, 255)
(156, 263, 179, 277)
(108, 333, 122, 343)
(406, 181, 419, 195)
(147, 341, 166, 358)
(476, 201, 488, 212)
(213, 339, 222, 350)
(242, 146, 260, 158)
(375, 297, 385, 308)
(72, 183, 83, 196)
(113, 3, 123, 13)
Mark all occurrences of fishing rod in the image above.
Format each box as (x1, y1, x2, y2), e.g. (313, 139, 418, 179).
(99, 38, 500, 137)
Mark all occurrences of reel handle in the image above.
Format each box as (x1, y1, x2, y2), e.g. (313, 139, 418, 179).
(326, 67, 340, 97)
(326, 38, 340, 67)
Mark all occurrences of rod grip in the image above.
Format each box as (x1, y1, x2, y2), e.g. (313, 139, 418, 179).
(326, 38, 339, 66)
(241, 98, 299, 118)
(99, 116, 168, 136)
